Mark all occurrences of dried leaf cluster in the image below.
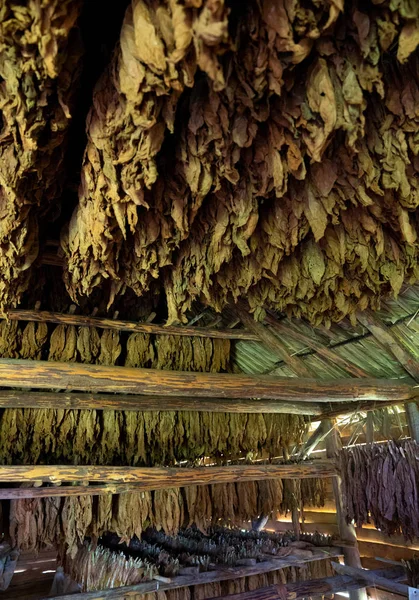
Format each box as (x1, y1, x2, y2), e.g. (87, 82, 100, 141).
(9, 477, 325, 557)
(65, 527, 333, 593)
(340, 440, 419, 539)
(0, 320, 306, 465)
(0, 408, 306, 466)
(63, 0, 419, 325)
(0, 0, 82, 310)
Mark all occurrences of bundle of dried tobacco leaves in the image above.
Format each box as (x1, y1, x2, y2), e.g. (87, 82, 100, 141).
(0, 0, 82, 310)
(403, 557, 419, 588)
(9, 476, 325, 557)
(340, 440, 419, 539)
(62, 0, 419, 326)
(64, 527, 334, 593)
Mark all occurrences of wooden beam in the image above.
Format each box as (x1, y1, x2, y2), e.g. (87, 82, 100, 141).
(325, 418, 367, 600)
(0, 389, 412, 418)
(236, 306, 312, 377)
(5, 309, 258, 341)
(265, 315, 369, 378)
(0, 390, 323, 415)
(0, 359, 416, 401)
(319, 398, 417, 420)
(207, 574, 367, 600)
(332, 563, 409, 597)
(45, 549, 341, 600)
(0, 461, 336, 485)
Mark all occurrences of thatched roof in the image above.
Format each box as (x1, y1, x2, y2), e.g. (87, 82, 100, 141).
(232, 284, 419, 381)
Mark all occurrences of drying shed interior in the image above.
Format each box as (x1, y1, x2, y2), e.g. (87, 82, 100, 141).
(0, 0, 419, 598)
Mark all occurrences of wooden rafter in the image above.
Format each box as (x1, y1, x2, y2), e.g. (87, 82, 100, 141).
(235, 306, 312, 376)
(0, 461, 337, 485)
(0, 359, 416, 401)
(265, 314, 369, 378)
(4, 309, 257, 341)
(357, 310, 419, 441)
(357, 309, 419, 380)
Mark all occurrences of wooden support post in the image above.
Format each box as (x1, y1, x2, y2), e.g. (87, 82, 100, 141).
(0, 461, 336, 486)
(0, 359, 416, 401)
(406, 403, 419, 443)
(324, 418, 367, 600)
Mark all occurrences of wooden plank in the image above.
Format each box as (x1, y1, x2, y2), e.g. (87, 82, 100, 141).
(5, 309, 258, 341)
(325, 418, 367, 600)
(44, 549, 341, 600)
(207, 574, 366, 600)
(0, 461, 336, 485)
(0, 390, 323, 415)
(332, 563, 409, 597)
(0, 359, 416, 401)
(265, 315, 369, 378)
(236, 307, 312, 377)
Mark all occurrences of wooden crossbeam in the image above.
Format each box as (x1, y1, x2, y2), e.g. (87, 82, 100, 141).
(45, 549, 341, 600)
(208, 574, 367, 600)
(4, 309, 258, 341)
(0, 390, 410, 417)
(332, 563, 409, 597)
(0, 390, 324, 415)
(0, 461, 336, 486)
(211, 567, 408, 600)
(0, 359, 415, 401)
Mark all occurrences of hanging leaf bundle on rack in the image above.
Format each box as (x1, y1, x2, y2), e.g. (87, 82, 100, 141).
(64, 527, 334, 594)
(8, 473, 326, 557)
(340, 440, 419, 539)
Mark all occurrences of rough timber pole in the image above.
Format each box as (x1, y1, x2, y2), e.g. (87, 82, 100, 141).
(324, 418, 367, 600)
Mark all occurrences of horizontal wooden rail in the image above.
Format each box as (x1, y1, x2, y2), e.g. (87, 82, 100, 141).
(0, 461, 337, 486)
(0, 359, 416, 401)
(5, 309, 258, 340)
(0, 390, 323, 415)
(0, 390, 408, 417)
(45, 549, 341, 600)
(211, 566, 407, 600)
(209, 575, 366, 600)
